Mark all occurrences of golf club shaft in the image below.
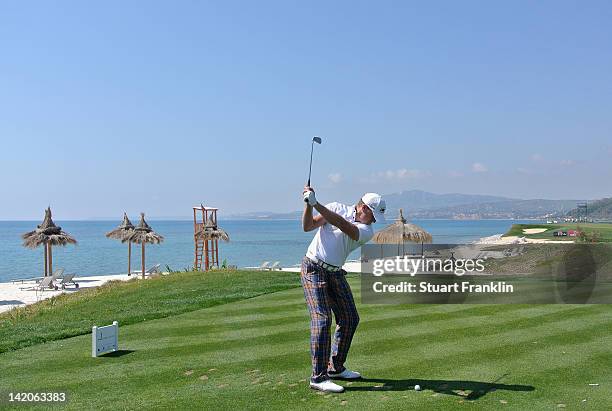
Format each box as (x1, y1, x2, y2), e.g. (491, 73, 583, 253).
(307, 140, 314, 186)
(305, 141, 314, 202)
(305, 137, 321, 202)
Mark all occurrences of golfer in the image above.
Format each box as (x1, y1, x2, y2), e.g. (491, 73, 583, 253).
(301, 185, 386, 393)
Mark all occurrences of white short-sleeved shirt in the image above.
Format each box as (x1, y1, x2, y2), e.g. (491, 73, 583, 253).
(306, 202, 374, 267)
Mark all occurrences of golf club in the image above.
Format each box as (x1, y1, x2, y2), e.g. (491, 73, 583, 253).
(306, 136, 322, 189)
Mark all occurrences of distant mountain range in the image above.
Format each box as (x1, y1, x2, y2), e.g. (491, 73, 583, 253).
(383, 190, 512, 210)
(228, 190, 590, 220)
(404, 199, 581, 219)
(226, 211, 303, 220)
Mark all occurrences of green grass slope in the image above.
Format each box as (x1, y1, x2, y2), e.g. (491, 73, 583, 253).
(2, 276, 611, 410)
(0, 270, 301, 354)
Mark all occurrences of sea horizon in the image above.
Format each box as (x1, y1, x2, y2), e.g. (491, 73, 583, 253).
(0, 219, 540, 283)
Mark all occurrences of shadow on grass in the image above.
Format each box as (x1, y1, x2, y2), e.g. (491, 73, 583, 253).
(98, 349, 135, 358)
(345, 377, 534, 400)
(1, 300, 25, 306)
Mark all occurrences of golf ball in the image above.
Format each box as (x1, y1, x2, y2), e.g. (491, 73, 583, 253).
(414, 384, 421, 391)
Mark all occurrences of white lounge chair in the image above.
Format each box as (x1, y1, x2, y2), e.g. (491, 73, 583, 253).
(12, 268, 64, 285)
(20, 276, 58, 291)
(132, 264, 161, 276)
(58, 273, 79, 289)
(269, 261, 282, 270)
(39, 268, 65, 284)
(257, 261, 271, 270)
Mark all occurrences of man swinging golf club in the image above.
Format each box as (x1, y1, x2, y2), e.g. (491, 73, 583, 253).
(301, 186, 386, 393)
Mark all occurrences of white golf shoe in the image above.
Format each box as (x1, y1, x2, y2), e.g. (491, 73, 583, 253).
(328, 369, 362, 380)
(309, 379, 345, 393)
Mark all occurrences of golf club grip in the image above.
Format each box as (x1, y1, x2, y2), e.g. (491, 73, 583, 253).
(304, 179, 310, 202)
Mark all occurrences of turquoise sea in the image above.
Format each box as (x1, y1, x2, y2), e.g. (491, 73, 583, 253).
(0, 219, 537, 282)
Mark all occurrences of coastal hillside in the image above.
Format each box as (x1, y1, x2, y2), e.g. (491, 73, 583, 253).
(408, 199, 581, 219)
(567, 198, 612, 219)
(382, 190, 512, 210)
(230, 191, 585, 220)
(229, 191, 513, 219)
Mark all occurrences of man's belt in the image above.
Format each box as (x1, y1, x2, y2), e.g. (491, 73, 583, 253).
(307, 256, 342, 272)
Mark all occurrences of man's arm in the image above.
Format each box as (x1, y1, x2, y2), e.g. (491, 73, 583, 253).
(313, 203, 359, 241)
(302, 203, 326, 232)
(302, 185, 327, 231)
(302, 185, 358, 240)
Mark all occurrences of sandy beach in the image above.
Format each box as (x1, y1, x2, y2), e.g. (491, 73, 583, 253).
(522, 228, 548, 234)
(0, 273, 137, 314)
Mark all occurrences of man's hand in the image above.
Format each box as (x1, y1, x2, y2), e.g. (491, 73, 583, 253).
(303, 191, 317, 206)
(303, 185, 317, 206)
(302, 185, 326, 231)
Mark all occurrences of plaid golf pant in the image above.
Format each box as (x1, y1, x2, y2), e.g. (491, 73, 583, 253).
(300, 257, 360, 383)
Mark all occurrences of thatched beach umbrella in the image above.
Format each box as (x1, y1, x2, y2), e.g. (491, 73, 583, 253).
(22, 207, 77, 277)
(106, 212, 135, 275)
(195, 215, 230, 242)
(373, 209, 432, 256)
(122, 213, 163, 279)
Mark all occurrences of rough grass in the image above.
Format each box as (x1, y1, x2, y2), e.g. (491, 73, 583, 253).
(0, 270, 301, 354)
(1, 276, 611, 409)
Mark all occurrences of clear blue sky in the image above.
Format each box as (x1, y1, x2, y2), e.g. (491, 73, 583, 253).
(1, 1, 611, 219)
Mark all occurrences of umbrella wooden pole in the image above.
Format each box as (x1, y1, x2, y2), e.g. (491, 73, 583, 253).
(204, 239, 209, 271)
(128, 242, 132, 276)
(402, 224, 405, 256)
(141, 242, 145, 280)
(215, 240, 219, 267)
(49, 245, 53, 276)
(44, 243, 48, 277)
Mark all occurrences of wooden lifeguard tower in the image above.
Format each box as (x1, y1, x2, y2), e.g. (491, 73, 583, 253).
(193, 205, 219, 271)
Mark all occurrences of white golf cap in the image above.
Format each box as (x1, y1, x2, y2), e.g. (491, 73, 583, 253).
(361, 193, 386, 223)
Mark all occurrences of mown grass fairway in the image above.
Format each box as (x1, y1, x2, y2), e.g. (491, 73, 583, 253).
(2, 274, 611, 410)
(504, 223, 612, 242)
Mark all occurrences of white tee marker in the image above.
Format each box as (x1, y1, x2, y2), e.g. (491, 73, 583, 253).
(92, 321, 119, 357)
